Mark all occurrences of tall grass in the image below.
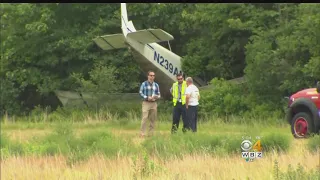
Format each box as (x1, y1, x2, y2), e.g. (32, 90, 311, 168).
(1, 106, 319, 179)
(307, 135, 320, 152)
(273, 161, 320, 180)
(0, 105, 307, 162)
(2, 120, 317, 161)
(1, 99, 288, 125)
(1, 123, 136, 166)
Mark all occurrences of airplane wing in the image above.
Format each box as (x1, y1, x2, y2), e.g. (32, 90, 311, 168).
(127, 29, 174, 44)
(93, 34, 127, 50)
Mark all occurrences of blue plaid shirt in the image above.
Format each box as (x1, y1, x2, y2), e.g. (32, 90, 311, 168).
(139, 81, 161, 100)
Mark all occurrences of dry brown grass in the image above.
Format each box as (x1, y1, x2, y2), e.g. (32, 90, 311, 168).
(4, 128, 105, 142)
(1, 149, 319, 180)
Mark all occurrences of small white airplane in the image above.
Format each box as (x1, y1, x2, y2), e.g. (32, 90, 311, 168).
(93, 3, 207, 98)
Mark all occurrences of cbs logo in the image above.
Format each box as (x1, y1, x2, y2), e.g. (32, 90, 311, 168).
(241, 140, 252, 151)
(240, 139, 262, 152)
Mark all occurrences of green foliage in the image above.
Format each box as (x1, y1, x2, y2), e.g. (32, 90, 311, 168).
(199, 78, 285, 121)
(0, 132, 9, 148)
(132, 151, 165, 179)
(1, 120, 293, 161)
(199, 78, 249, 117)
(181, 4, 253, 81)
(0, 79, 21, 115)
(80, 130, 134, 157)
(1, 3, 320, 117)
(307, 135, 320, 153)
(142, 132, 290, 159)
(1, 3, 141, 116)
(261, 132, 291, 152)
(0, 122, 136, 163)
(245, 3, 320, 100)
(41, 122, 78, 155)
(0, 133, 25, 158)
(273, 161, 320, 180)
(71, 62, 126, 107)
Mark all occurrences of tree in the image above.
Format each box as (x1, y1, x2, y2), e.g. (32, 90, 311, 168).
(0, 3, 141, 115)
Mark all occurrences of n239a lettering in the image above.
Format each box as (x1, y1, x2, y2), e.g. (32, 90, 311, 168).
(154, 51, 182, 75)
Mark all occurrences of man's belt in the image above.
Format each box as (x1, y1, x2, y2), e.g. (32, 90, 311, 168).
(144, 99, 157, 102)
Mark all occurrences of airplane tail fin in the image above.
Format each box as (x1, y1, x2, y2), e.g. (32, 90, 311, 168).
(121, 3, 129, 36)
(92, 3, 129, 51)
(93, 34, 127, 51)
(93, 3, 174, 51)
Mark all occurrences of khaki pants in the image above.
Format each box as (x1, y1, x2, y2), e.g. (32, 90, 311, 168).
(141, 101, 157, 136)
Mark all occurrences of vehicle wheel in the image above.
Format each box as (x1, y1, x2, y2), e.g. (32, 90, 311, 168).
(291, 112, 315, 138)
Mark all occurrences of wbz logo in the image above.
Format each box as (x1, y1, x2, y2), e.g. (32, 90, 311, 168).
(242, 151, 263, 159)
(240, 139, 263, 160)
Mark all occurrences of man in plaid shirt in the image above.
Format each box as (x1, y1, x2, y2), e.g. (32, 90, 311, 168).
(139, 70, 161, 137)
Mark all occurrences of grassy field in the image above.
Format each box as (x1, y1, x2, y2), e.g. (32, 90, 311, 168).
(1, 112, 320, 180)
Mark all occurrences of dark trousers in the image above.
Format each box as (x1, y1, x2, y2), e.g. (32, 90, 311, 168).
(171, 102, 188, 133)
(187, 105, 198, 132)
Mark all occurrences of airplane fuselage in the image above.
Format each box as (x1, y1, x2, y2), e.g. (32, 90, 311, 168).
(125, 36, 183, 81)
(93, 3, 206, 99)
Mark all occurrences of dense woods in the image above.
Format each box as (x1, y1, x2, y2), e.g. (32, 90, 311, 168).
(1, 3, 319, 116)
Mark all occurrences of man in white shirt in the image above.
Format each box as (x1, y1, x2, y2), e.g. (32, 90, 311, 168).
(185, 77, 200, 132)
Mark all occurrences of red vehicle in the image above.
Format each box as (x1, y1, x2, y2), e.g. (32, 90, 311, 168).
(287, 82, 320, 138)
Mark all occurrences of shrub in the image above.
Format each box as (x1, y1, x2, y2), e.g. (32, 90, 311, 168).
(262, 132, 291, 152)
(78, 130, 136, 157)
(142, 134, 183, 159)
(307, 135, 320, 153)
(273, 161, 320, 180)
(0, 133, 10, 148)
(39, 122, 85, 156)
(199, 78, 285, 122)
(142, 132, 290, 159)
(0, 133, 26, 157)
(199, 78, 249, 117)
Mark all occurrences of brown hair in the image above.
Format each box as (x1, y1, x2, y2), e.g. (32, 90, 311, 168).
(147, 70, 155, 76)
(176, 73, 183, 77)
